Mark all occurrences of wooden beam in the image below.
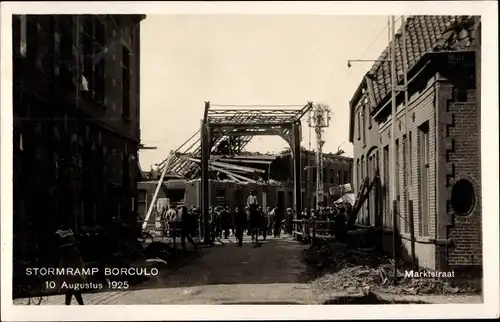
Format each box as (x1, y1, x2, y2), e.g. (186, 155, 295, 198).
(215, 154, 277, 160)
(210, 165, 257, 183)
(217, 158, 273, 165)
(209, 165, 243, 183)
(211, 160, 266, 174)
(176, 155, 265, 174)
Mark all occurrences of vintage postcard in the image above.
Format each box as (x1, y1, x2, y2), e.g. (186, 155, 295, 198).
(1, 1, 498, 321)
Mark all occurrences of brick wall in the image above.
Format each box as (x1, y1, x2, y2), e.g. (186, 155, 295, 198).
(13, 97, 139, 232)
(378, 78, 437, 237)
(446, 88, 482, 266)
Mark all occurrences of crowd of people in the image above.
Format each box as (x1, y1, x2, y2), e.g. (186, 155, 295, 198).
(158, 191, 354, 251)
(297, 202, 353, 242)
(160, 190, 291, 250)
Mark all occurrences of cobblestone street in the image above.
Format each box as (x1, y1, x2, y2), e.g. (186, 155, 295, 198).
(13, 235, 482, 305)
(14, 235, 318, 305)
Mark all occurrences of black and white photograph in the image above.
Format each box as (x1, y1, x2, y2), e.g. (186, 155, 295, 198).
(1, 1, 498, 321)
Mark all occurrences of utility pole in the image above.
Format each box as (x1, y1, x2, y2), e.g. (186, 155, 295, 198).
(389, 15, 398, 283)
(309, 104, 331, 211)
(401, 15, 416, 268)
(307, 110, 312, 210)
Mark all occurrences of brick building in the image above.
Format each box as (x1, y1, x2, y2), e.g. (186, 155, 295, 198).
(348, 16, 481, 271)
(12, 14, 146, 244)
(271, 150, 353, 209)
(300, 151, 353, 209)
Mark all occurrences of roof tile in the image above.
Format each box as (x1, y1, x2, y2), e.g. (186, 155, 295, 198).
(361, 15, 478, 109)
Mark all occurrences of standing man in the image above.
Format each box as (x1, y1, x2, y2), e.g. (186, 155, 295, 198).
(214, 207, 222, 239)
(247, 191, 260, 246)
(273, 204, 284, 238)
(179, 205, 198, 254)
(246, 206, 252, 237)
(285, 207, 294, 234)
(246, 190, 258, 208)
(220, 206, 231, 239)
(234, 206, 246, 247)
(54, 225, 86, 305)
(164, 205, 178, 238)
(334, 206, 347, 243)
(258, 206, 267, 241)
(266, 206, 274, 236)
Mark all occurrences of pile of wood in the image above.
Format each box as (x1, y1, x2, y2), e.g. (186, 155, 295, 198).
(303, 240, 388, 270)
(304, 242, 479, 295)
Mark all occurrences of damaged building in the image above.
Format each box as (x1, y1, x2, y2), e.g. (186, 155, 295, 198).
(348, 16, 481, 272)
(138, 149, 353, 223)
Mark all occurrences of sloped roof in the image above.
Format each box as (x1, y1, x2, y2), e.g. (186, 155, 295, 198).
(349, 15, 479, 142)
(372, 16, 477, 106)
(355, 15, 479, 109)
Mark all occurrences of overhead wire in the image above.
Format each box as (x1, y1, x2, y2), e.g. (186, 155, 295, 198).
(210, 104, 305, 108)
(358, 17, 400, 61)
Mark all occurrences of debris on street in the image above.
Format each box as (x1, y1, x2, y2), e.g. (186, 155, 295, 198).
(303, 241, 480, 296)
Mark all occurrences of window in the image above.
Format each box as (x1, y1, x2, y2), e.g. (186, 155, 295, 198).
(367, 102, 372, 128)
(54, 30, 61, 76)
(356, 159, 360, 190)
(329, 169, 334, 184)
(312, 167, 317, 183)
(357, 111, 361, 140)
(395, 139, 400, 200)
(26, 16, 38, 64)
(59, 18, 74, 84)
(122, 46, 131, 119)
(395, 139, 401, 229)
(344, 171, 348, 184)
(408, 131, 412, 185)
(450, 179, 476, 215)
(323, 168, 328, 184)
(418, 122, 430, 236)
(20, 15, 27, 57)
(383, 145, 389, 226)
(402, 135, 409, 233)
(94, 20, 106, 105)
(360, 156, 365, 181)
(82, 17, 94, 92)
(13, 15, 27, 57)
(339, 170, 344, 184)
(81, 17, 106, 104)
(362, 106, 366, 146)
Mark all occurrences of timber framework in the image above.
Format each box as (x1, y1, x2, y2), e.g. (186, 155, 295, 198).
(157, 101, 313, 244)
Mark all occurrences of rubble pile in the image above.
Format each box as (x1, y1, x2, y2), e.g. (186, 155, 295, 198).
(304, 242, 479, 295)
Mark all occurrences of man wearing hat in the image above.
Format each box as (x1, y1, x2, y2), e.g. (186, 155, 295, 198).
(178, 204, 198, 254)
(334, 205, 347, 242)
(246, 191, 260, 246)
(233, 206, 247, 247)
(273, 204, 284, 238)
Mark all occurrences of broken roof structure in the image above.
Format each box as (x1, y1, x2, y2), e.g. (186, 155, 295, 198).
(157, 102, 312, 183)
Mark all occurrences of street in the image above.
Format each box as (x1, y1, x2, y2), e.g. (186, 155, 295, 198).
(14, 235, 319, 305)
(13, 234, 482, 306)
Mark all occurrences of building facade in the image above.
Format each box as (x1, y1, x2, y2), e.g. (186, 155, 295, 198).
(300, 151, 353, 209)
(12, 14, 146, 244)
(348, 16, 481, 271)
(271, 150, 353, 210)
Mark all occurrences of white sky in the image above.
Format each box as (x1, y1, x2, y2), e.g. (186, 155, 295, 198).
(139, 15, 399, 169)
